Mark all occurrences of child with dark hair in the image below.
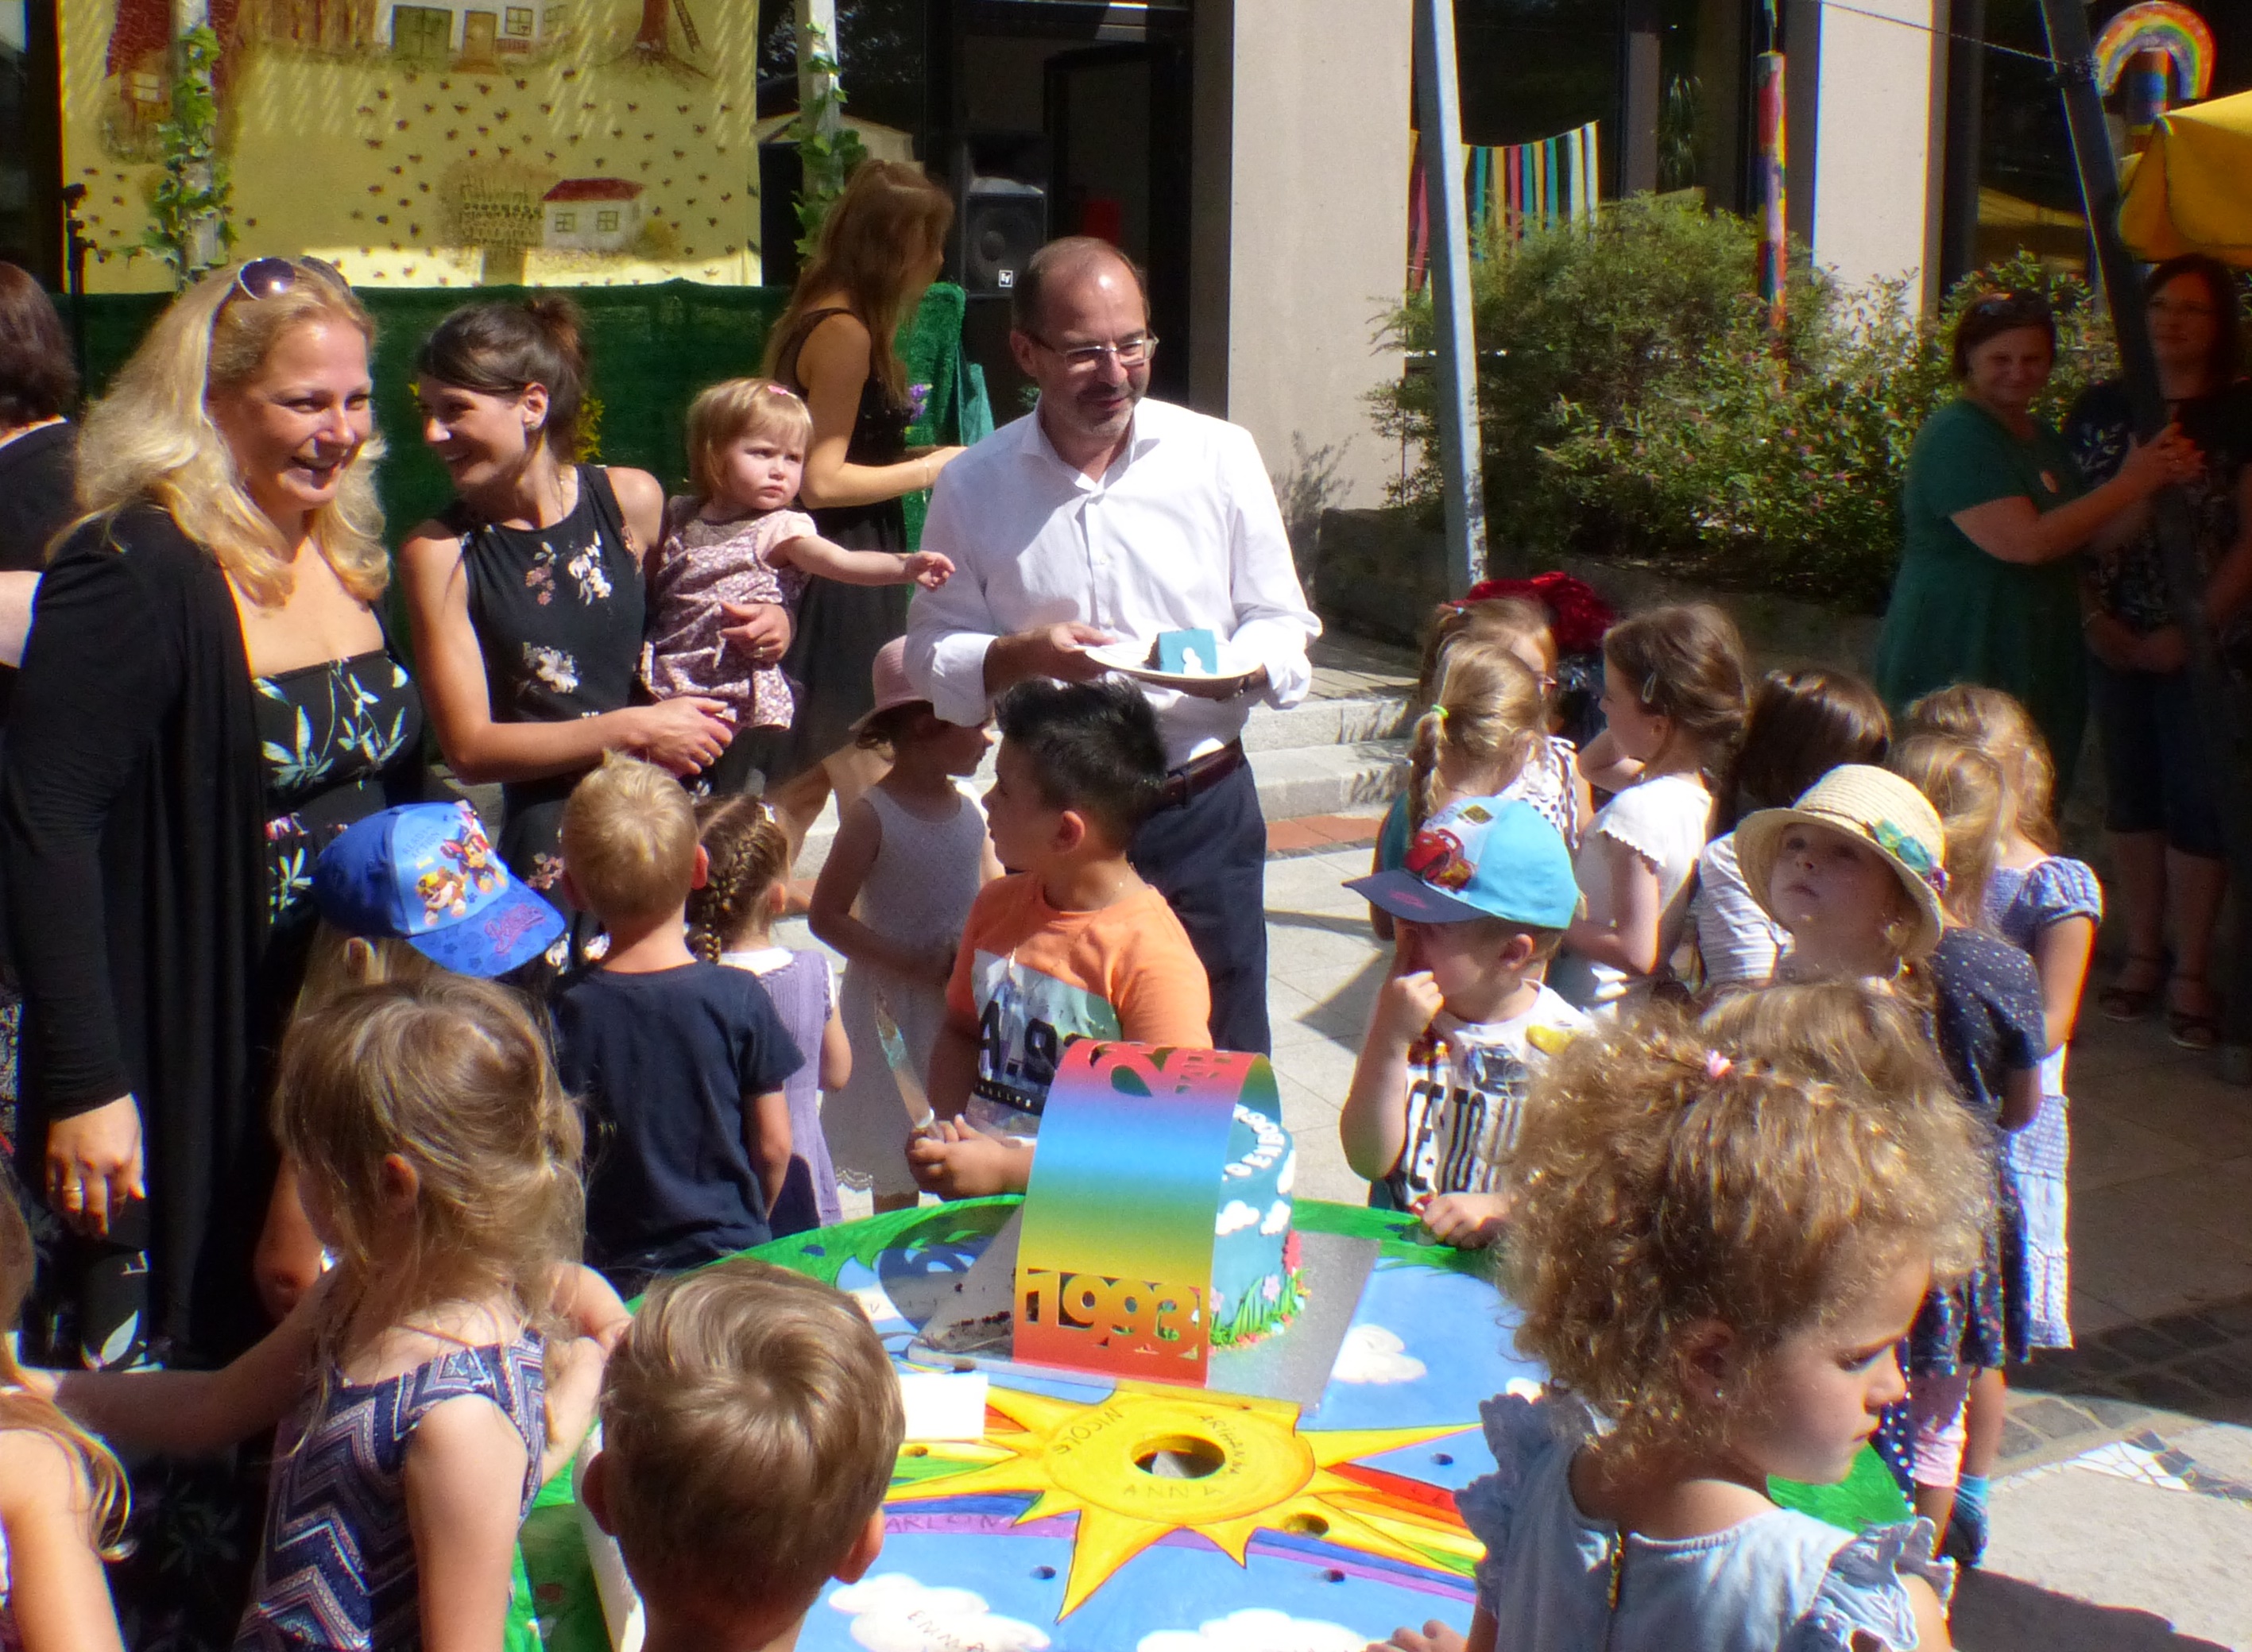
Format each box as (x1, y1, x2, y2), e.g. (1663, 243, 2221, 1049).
(910, 678, 1212, 1197)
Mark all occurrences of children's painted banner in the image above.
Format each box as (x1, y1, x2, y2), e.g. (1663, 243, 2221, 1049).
(1408, 120, 1600, 290)
(1012, 1042, 1263, 1383)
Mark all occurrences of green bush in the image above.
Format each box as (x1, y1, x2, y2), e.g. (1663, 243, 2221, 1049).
(1370, 201, 2117, 612)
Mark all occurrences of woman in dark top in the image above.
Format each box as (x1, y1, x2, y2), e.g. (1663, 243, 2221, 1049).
(758, 160, 965, 858)
(2064, 255, 2252, 1048)
(0, 258, 426, 1645)
(0, 262, 79, 706)
(399, 297, 749, 905)
(1874, 290, 2200, 794)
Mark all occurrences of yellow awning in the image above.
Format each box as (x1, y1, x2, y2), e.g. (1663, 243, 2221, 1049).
(2119, 88, 2252, 267)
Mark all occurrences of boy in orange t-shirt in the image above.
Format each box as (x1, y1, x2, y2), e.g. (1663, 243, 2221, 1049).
(910, 679, 1212, 1197)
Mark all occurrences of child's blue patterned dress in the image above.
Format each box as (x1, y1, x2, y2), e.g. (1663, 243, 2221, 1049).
(234, 1330, 546, 1650)
(1911, 927, 2045, 1375)
(1986, 857, 2102, 1350)
(1458, 1394, 1952, 1650)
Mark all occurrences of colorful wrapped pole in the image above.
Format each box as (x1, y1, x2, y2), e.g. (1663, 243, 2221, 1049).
(1755, 50, 1787, 334)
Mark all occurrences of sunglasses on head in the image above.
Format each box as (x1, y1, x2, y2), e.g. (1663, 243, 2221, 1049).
(1968, 290, 2049, 321)
(222, 256, 350, 311)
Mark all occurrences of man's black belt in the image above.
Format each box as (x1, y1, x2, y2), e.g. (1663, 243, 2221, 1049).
(1156, 740, 1247, 811)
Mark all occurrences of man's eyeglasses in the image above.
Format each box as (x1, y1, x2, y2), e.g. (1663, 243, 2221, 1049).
(1027, 332, 1158, 371)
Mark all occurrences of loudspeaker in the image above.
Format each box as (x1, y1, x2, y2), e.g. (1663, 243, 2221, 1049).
(960, 176, 1046, 295)
(956, 133, 1049, 296)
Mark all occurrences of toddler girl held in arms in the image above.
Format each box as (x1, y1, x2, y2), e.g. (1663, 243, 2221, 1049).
(642, 378, 952, 736)
(1385, 981, 1983, 1652)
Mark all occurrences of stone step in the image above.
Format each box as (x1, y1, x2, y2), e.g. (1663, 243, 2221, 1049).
(453, 688, 1413, 884)
(1242, 691, 1413, 751)
(791, 715, 1407, 880)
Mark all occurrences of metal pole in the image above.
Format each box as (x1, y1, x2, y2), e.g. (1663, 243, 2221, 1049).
(2037, 0, 2252, 1077)
(1413, 0, 1490, 591)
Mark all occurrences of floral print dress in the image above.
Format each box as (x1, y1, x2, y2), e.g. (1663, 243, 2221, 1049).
(451, 465, 645, 900)
(256, 649, 422, 930)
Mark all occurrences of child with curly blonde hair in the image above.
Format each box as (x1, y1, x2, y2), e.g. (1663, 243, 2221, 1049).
(1383, 982, 1987, 1652)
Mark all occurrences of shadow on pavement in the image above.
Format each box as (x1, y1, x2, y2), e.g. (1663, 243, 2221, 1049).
(1953, 1571, 2232, 1650)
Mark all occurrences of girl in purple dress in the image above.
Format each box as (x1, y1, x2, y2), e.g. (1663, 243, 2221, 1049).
(690, 796, 849, 1234)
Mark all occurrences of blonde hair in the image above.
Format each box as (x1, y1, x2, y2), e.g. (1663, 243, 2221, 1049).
(273, 976, 583, 1366)
(293, 923, 447, 1022)
(74, 260, 388, 606)
(764, 160, 954, 403)
(560, 752, 699, 924)
(1890, 733, 2008, 927)
(1414, 595, 1557, 712)
(1503, 983, 1988, 1470)
(1906, 685, 2060, 853)
(685, 377, 815, 505)
(598, 1258, 904, 1616)
(1407, 642, 1546, 836)
(687, 795, 791, 963)
(0, 1194, 129, 1558)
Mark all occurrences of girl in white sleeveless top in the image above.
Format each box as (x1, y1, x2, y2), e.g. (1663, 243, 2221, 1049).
(809, 640, 1001, 1209)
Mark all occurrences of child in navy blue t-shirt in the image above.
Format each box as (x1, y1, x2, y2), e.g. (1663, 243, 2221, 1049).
(554, 755, 803, 1294)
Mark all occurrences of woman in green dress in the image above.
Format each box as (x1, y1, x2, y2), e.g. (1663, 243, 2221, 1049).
(1875, 290, 2201, 793)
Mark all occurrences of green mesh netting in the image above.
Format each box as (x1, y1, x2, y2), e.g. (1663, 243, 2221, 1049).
(75, 280, 968, 550)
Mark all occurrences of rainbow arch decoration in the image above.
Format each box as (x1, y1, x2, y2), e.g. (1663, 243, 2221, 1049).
(2096, 2, 2216, 104)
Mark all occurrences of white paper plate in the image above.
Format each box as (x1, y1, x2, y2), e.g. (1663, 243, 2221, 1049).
(1083, 638, 1257, 689)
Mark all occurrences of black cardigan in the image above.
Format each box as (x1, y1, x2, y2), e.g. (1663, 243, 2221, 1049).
(1, 506, 418, 1361)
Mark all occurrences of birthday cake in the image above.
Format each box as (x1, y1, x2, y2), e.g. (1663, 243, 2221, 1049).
(1151, 628, 1221, 675)
(1210, 1105, 1303, 1348)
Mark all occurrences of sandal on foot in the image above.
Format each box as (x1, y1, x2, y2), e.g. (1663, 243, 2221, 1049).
(2168, 975, 2221, 1050)
(2099, 953, 2167, 1021)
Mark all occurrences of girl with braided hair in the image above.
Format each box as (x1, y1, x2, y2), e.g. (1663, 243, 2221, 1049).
(691, 796, 849, 1234)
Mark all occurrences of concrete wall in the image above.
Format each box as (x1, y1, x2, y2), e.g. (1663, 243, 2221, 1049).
(1802, 0, 1952, 307)
(1192, 0, 1412, 514)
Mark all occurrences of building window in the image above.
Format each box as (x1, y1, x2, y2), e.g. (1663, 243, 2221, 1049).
(505, 6, 532, 35)
(596, 209, 620, 232)
(552, 210, 577, 232)
(391, 5, 452, 64)
(544, 5, 565, 32)
(129, 70, 163, 104)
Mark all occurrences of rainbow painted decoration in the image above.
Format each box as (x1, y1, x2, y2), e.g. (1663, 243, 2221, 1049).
(1012, 1043, 1270, 1383)
(2096, 2, 2215, 103)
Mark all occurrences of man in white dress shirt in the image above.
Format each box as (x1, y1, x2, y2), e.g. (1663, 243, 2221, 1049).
(906, 237, 1321, 1054)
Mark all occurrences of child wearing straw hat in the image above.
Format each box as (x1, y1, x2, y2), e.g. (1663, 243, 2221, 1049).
(1735, 763, 2045, 1562)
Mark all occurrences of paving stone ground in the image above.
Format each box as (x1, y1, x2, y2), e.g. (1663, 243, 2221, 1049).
(802, 639, 2252, 1646)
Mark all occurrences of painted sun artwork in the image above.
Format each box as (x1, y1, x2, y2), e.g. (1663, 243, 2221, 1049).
(888, 1383, 1484, 1618)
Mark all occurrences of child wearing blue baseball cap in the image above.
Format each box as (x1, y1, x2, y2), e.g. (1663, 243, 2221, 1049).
(1341, 798, 1589, 1249)
(253, 802, 567, 1317)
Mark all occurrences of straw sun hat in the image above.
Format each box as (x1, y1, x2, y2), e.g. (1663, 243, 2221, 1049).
(1735, 764, 1948, 960)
